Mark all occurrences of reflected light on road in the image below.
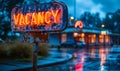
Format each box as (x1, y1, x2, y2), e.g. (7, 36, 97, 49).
(62, 49, 66, 58)
(99, 46, 110, 71)
(74, 52, 85, 71)
(69, 66, 73, 71)
(81, 57, 85, 62)
(99, 47, 106, 66)
(75, 63, 83, 71)
(90, 47, 96, 58)
(73, 52, 77, 58)
(105, 47, 110, 54)
(101, 65, 104, 71)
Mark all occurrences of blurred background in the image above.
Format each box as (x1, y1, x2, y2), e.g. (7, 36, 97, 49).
(0, 0, 120, 41)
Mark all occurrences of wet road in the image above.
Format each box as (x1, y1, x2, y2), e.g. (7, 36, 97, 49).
(39, 45, 120, 71)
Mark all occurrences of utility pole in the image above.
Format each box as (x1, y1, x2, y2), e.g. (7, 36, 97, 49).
(33, 40, 38, 71)
(74, 0, 76, 19)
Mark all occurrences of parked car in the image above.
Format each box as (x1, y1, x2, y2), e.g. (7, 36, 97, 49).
(61, 41, 76, 48)
(76, 41, 86, 48)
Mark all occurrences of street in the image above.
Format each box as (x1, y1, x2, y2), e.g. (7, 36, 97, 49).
(1, 0, 120, 71)
(39, 45, 120, 71)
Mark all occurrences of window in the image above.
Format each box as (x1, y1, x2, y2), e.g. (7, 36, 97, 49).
(99, 35, 104, 43)
(61, 34, 67, 43)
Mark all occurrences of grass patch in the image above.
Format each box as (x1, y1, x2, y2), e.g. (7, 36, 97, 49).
(38, 55, 44, 59)
(15, 58, 32, 62)
(38, 43, 49, 57)
(0, 42, 50, 62)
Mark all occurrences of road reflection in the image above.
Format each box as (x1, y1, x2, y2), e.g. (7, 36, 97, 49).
(88, 46, 96, 59)
(39, 45, 120, 71)
(73, 51, 85, 71)
(71, 46, 110, 71)
(99, 46, 110, 71)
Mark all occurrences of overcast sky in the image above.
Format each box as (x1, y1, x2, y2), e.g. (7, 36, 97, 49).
(57, 0, 120, 18)
(24, 0, 120, 18)
(72, 0, 120, 18)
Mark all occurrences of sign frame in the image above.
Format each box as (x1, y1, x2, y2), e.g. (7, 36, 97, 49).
(11, 2, 68, 33)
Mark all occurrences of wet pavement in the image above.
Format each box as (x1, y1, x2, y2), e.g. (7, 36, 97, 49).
(39, 45, 120, 71)
(0, 51, 72, 71)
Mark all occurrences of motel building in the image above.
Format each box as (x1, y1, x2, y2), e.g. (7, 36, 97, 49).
(48, 20, 120, 47)
(11, 4, 120, 47)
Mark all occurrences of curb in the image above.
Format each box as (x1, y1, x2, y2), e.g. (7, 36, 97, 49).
(12, 52, 73, 71)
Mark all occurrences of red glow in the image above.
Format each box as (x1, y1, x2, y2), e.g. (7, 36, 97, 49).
(37, 12, 45, 25)
(75, 20, 83, 29)
(51, 9, 59, 23)
(45, 11, 52, 26)
(19, 13, 25, 26)
(25, 13, 31, 25)
(12, 9, 62, 27)
(13, 13, 21, 26)
(31, 12, 37, 26)
(99, 47, 106, 66)
(75, 63, 83, 71)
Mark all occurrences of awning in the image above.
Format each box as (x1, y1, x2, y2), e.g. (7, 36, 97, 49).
(63, 27, 112, 35)
(110, 33, 120, 36)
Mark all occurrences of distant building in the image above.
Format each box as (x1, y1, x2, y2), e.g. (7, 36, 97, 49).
(48, 22, 120, 47)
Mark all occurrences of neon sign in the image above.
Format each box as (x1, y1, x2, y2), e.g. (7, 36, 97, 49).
(75, 20, 83, 29)
(11, 2, 68, 32)
(101, 30, 107, 35)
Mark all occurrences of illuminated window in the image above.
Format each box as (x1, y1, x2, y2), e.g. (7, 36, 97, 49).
(81, 33, 85, 38)
(105, 36, 109, 43)
(101, 30, 107, 35)
(62, 34, 67, 43)
(81, 33, 85, 42)
(88, 34, 96, 43)
(74, 33, 78, 37)
(99, 35, 104, 43)
(74, 33, 85, 42)
(91, 34, 96, 43)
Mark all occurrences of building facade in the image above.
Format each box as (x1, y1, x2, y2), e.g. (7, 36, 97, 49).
(48, 27, 114, 47)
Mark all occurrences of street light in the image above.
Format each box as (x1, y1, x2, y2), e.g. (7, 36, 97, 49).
(101, 24, 105, 28)
(70, 16, 74, 26)
(101, 24, 106, 46)
(70, 16, 74, 21)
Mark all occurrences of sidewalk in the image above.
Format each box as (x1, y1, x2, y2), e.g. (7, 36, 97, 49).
(0, 49, 72, 71)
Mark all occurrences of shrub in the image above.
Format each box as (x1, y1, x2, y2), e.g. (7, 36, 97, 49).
(38, 43, 49, 57)
(0, 42, 50, 61)
(0, 43, 8, 58)
(9, 42, 33, 59)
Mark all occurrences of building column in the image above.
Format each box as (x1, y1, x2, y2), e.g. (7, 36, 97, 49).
(96, 34, 99, 45)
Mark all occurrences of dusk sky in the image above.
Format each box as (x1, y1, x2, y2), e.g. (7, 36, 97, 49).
(23, 0, 120, 18)
(57, 0, 120, 18)
(76, 0, 120, 18)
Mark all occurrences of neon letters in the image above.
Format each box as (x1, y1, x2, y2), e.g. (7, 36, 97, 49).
(11, 2, 68, 32)
(13, 9, 62, 27)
